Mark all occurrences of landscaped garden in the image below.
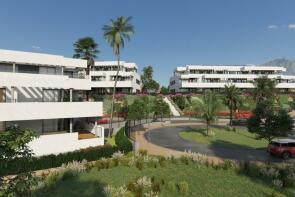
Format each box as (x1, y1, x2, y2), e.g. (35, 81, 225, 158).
(32, 151, 295, 197)
(179, 127, 268, 149)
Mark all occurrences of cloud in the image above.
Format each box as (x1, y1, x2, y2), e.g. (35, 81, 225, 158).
(32, 45, 41, 50)
(268, 25, 278, 29)
(288, 24, 295, 29)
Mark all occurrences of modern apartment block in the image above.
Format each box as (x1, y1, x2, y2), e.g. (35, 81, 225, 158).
(90, 61, 141, 94)
(0, 49, 104, 156)
(169, 65, 295, 92)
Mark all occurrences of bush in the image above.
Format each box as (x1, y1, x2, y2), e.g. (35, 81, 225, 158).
(166, 181, 177, 193)
(115, 128, 133, 153)
(135, 158, 144, 170)
(178, 181, 189, 196)
(1, 145, 125, 176)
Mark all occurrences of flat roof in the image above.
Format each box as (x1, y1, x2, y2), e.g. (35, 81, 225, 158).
(176, 65, 286, 72)
(0, 49, 87, 68)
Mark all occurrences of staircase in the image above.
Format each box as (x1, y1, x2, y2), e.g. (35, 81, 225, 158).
(163, 96, 181, 117)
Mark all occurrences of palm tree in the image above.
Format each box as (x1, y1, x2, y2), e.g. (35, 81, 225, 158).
(195, 90, 221, 136)
(223, 84, 242, 127)
(73, 37, 99, 75)
(103, 16, 134, 137)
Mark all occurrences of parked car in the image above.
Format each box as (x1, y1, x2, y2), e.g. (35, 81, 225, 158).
(97, 119, 108, 124)
(232, 118, 248, 126)
(267, 139, 295, 159)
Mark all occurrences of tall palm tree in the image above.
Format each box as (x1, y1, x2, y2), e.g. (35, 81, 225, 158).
(103, 16, 134, 137)
(73, 37, 99, 75)
(223, 84, 242, 127)
(195, 90, 221, 136)
(73, 37, 99, 101)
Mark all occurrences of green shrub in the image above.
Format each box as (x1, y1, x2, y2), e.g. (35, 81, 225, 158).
(222, 160, 232, 170)
(1, 144, 122, 176)
(44, 172, 61, 190)
(166, 181, 177, 193)
(178, 181, 189, 196)
(152, 182, 161, 193)
(180, 155, 190, 165)
(135, 159, 144, 170)
(115, 128, 133, 152)
(138, 149, 148, 156)
(159, 156, 167, 167)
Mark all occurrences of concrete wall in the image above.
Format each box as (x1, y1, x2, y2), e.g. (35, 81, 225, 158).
(28, 132, 104, 156)
(0, 102, 103, 121)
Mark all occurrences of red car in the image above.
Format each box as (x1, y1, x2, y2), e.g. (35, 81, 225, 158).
(267, 139, 295, 160)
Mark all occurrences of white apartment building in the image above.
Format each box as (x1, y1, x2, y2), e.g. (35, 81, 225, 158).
(0, 49, 104, 156)
(90, 61, 141, 94)
(169, 65, 295, 92)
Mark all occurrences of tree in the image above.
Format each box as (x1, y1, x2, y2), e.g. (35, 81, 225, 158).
(248, 77, 294, 142)
(103, 16, 134, 137)
(248, 105, 293, 142)
(223, 84, 242, 127)
(0, 126, 37, 196)
(253, 76, 278, 103)
(73, 37, 99, 75)
(127, 98, 146, 120)
(160, 86, 169, 95)
(153, 96, 170, 121)
(73, 37, 99, 101)
(141, 66, 160, 93)
(195, 90, 221, 136)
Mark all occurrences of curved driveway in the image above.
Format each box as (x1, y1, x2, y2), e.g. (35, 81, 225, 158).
(144, 125, 295, 163)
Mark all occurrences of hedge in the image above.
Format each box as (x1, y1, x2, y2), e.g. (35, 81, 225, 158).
(1, 128, 132, 176)
(115, 128, 133, 152)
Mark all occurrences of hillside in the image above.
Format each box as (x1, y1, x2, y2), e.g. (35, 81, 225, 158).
(261, 58, 295, 75)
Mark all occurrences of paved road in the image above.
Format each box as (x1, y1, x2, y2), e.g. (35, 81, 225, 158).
(144, 125, 295, 163)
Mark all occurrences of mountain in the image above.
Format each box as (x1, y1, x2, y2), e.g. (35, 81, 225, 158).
(261, 58, 295, 75)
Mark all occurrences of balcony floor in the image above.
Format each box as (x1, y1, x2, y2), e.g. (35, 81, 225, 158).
(78, 130, 96, 140)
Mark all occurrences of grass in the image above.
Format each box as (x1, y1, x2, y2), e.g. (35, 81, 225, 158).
(33, 162, 290, 197)
(179, 128, 268, 149)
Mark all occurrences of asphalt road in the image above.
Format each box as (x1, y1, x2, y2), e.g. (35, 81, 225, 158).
(144, 125, 295, 163)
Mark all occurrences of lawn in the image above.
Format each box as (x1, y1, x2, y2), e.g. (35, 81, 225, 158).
(33, 161, 290, 197)
(179, 128, 268, 149)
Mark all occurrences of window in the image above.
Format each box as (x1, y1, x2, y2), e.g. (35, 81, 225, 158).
(17, 65, 39, 74)
(0, 64, 13, 72)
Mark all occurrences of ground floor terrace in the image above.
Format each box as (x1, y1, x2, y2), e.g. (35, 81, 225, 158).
(0, 117, 105, 156)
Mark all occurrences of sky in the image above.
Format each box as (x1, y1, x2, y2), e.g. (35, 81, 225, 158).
(0, 0, 295, 86)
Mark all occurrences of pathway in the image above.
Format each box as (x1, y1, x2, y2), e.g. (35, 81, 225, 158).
(163, 96, 180, 116)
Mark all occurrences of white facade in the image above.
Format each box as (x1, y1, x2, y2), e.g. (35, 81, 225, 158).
(0, 49, 104, 156)
(91, 61, 141, 93)
(169, 64, 295, 92)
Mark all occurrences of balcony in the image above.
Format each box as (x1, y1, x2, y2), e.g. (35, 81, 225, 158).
(0, 102, 103, 121)
(0, 72, 91, 90)
(91, 80, 133, 88)
(181, 82, 254, 88)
